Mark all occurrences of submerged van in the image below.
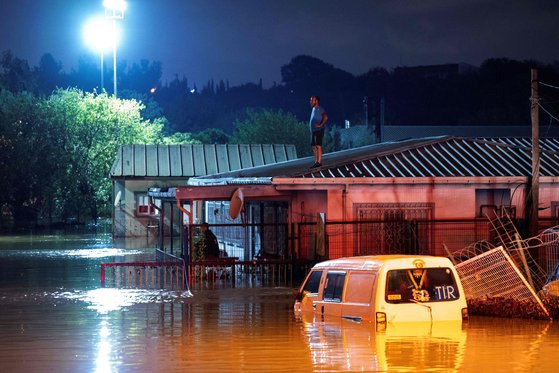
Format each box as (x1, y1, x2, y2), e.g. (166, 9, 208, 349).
(294, 255, 468, 324)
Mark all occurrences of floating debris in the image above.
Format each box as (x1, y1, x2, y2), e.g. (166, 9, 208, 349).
(467, 297, 551, 320)
(450, 210, 559, 320)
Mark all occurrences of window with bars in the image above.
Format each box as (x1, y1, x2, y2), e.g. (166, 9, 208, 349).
(354, 203, 434, 255)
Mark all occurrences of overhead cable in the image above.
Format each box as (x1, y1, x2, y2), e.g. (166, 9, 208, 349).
(538, 102, 559, 123)
(539, 81, 559, 90)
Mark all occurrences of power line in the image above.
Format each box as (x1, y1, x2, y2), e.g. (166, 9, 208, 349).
(538, 102, 559, 123)
(539, 81, 559, 90)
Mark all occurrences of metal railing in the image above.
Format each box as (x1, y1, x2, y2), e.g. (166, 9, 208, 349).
(100, 261, 186, 290)
(187, 259, 293, 289)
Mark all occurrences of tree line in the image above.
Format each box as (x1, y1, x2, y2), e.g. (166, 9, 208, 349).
(3, 50, 559, 132)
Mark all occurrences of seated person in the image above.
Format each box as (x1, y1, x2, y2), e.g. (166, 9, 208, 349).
(201, 223, 220, 259)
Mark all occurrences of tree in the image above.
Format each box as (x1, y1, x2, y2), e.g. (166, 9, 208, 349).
(192, 128, 231, 144)
(162, 132, 200, 144)
(0, 89, 66, 226)
(36, 53, 64, 95)
(0, 50, 36, 92)
(42, 88, 165, 221)
(230, 108, 311, 156)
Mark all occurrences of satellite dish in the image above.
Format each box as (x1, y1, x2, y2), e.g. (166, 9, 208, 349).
(229, 188, 244, 219)
(114, 190, 122, 207)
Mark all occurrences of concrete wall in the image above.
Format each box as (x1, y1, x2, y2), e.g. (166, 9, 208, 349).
(285, 180, 559, 258)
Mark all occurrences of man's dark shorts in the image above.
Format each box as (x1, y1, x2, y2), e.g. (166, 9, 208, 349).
(311, 129, 324, 146)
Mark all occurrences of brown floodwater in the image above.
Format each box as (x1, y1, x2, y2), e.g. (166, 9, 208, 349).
(0, 233, 558, 372)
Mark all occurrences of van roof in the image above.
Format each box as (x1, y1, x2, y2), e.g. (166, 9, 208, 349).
(312, 255, 453, 271)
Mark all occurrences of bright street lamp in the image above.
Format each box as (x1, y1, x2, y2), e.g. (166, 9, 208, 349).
(103, 0, 126, 18)
(103, 0, 126, 97)
(83, 16, 120, 91)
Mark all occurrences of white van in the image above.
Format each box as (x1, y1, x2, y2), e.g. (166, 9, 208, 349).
(294, 255, 468, 324)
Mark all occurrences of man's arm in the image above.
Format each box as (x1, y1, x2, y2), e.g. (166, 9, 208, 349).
(319, 113, 328, 127)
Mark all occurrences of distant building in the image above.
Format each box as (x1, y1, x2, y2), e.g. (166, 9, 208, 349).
(338, 124, 375, 149)
(109, 144, 297, 237)
(394, 63, 478, 79)
(381, 124, 559, 142)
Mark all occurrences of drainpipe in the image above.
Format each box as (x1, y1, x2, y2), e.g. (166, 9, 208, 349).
(342, 184, 348, 221)
(176, 200, 193, 264)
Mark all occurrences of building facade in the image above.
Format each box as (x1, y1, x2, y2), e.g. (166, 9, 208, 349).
(169, 136, 559, 262)
(110, 144, 297, 237)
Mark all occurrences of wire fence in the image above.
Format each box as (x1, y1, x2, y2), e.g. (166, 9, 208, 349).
(178, 219, 559, 281)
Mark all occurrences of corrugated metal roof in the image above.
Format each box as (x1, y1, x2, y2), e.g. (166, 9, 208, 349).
(110, 144, 297, 178)
(193, 136, 559, 179)
(303, 137, 559, 178)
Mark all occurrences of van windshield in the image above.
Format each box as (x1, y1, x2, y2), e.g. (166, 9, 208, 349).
(385, 268, 459, 303)
(302, 271, 322, 294)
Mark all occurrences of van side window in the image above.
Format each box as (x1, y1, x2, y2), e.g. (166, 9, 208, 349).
(302, 271, 322, 293)
(323, 272, 346, 302)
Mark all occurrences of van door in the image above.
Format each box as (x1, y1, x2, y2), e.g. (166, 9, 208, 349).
(342, 272, 377, 322)
(316, 271, 346, 318)
(298, 270, 323, 313)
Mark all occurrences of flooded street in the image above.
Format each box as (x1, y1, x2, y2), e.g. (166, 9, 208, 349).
(0, 233, 558, 372)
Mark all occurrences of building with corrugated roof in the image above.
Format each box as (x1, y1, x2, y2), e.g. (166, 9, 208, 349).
(166, 136, 559, 261)
(110, 144, 297, 237)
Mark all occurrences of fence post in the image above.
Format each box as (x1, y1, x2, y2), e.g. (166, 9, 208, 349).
(100, 263, 106, 287)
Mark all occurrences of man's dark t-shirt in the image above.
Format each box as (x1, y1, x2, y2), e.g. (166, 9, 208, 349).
(204, 230, 220, 258)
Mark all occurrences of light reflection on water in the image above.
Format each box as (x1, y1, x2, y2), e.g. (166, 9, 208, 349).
(0, 248, 143, 258)
(0, 234, 558, 372)
(55, 288, 193, 314)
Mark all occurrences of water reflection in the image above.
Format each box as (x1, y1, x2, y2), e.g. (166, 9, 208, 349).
(96, 319, 114, 373)
(0, 248, 142, 258)
(55, 288, 193, 314)
(1, 233, 559, 372)
(299, 315, 467, 372)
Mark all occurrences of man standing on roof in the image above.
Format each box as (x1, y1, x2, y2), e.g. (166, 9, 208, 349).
(309, 95, 328, 168)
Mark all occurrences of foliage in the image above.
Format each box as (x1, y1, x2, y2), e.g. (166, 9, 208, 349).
(230, 108, 311, 156)
(0, 89, 64, 223)
(44, 89, 165, 220)
(192, 128, 231, 144)
(162, 132, 200, 144)
(0, 88, 167, 225)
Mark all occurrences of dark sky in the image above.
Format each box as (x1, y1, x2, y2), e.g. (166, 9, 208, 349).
(1, 0, 558, 87)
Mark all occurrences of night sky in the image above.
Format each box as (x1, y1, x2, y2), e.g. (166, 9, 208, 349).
(1, 0, 558, 87)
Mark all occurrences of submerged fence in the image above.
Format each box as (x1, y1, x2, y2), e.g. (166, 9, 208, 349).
(101, 261, 186, 290)
(101, 259, 301, 290)
(187, 260, 294, 290)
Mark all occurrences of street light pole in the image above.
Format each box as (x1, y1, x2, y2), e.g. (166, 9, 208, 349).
(100, 52, 104, 91)
(104, 0, 126, 97)
(112, 20, 117, 97)
(83, 16, 113, 91)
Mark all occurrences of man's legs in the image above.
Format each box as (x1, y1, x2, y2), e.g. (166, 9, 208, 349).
(316, 146, 322, 164)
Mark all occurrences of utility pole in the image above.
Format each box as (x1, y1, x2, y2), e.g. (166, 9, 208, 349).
(529, 68, 540, 237)
(363, 96, 368, 126)
(379, 98, 385, 143)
